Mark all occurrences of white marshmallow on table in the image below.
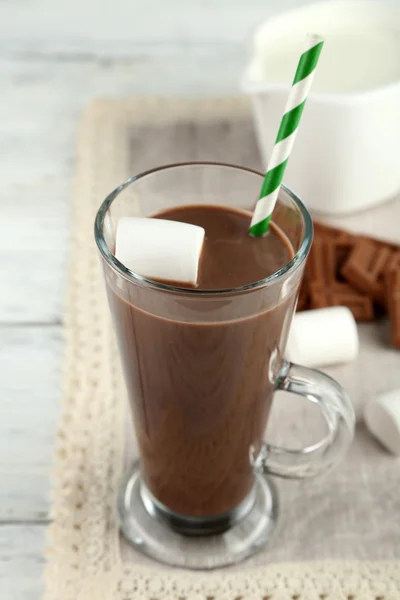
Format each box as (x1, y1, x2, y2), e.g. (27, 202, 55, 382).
(364, 390, 400, 456)
(286, 307, 359, 368)
(115, 217, 205, 285)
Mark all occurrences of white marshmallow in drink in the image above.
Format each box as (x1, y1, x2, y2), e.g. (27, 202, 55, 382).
(286, 306, 359, 368)
(364, 390, 400, 456)
(115, 217, 205, 286)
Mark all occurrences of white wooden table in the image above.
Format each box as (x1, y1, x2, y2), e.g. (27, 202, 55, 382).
(3, 1, 400, 597)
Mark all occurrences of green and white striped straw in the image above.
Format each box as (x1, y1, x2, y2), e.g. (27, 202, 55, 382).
(249, 34, 324, 237)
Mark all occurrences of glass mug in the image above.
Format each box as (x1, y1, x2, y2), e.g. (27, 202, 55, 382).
(95, 163, 354, 569)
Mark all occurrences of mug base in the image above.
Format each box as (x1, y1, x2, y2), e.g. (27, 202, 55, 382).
(118, 462, 279, 569)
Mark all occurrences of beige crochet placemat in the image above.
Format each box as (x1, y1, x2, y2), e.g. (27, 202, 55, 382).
(44, 97, 400, 600)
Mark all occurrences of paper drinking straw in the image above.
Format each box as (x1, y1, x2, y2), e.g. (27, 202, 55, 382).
(249, 34, 324, 237)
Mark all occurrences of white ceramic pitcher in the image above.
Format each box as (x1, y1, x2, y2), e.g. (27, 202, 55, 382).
(242, 0, 400, 215)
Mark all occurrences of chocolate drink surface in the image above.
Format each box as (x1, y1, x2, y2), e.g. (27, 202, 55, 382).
(108, 205, 295, 518)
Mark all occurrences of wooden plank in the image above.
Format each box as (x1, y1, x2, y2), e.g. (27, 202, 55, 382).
(0, 326, 62, 521)
(0, 524, 46, 600)
(0, 0, 306, 53)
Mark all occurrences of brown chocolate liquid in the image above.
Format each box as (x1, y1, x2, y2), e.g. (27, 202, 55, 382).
(108, 205, 295, 518)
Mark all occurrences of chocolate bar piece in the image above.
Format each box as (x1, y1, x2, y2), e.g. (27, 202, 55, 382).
(334, 238, 355, 279)
(313, 222, 353, 241)
(341, 238, 391, 302)
(304, 238, 336, 283)
(309, 282, 374, 321)
(385, 269, 400, 348)
(385, 251, 400, 274)
(311, 224, 355, 281)
(299, 222, 400, 350)
(296, 282, 309, 312)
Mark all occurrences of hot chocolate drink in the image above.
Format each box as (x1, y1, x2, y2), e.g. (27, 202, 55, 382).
(107, 205, 295, 518)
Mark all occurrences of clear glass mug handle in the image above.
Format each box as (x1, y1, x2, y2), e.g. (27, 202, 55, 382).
(254, 361, 355, 478)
